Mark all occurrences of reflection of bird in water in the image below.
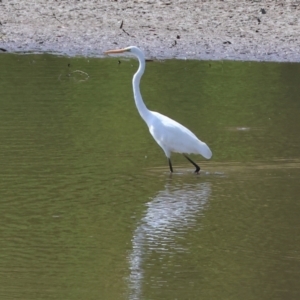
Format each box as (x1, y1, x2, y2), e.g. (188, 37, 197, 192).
(128, 182, 211, 300)
(105, 46, 212, 173)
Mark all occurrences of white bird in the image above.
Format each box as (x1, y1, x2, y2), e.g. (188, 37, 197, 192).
(104, 46, 212, 173)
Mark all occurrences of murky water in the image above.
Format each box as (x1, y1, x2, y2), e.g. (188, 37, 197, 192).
(0, 54, 300, 300)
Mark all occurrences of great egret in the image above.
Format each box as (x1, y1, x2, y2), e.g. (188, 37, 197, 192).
(104, 46, 212, 173)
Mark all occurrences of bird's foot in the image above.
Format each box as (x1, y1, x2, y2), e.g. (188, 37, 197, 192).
(194, 166, 200, 174)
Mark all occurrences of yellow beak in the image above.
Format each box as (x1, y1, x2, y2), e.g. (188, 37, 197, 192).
(104, 48, 127, 54)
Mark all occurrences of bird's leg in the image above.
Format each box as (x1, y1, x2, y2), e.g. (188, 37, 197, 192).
(168, 158, 174, 173)
(183, 154, 200, 174)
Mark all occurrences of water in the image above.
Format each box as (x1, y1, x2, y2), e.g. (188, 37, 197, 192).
(0, 54, 300, 300)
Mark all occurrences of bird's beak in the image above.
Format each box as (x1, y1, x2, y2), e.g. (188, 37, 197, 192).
(104, 48, 127, 54)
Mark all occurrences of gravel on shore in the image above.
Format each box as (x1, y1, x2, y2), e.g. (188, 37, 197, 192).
(0, 0, 299, 61)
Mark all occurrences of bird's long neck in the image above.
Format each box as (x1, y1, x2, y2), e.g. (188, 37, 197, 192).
(132, 54, 151, 124)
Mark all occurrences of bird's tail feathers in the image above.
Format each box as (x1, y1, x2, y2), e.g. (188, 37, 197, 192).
(199, 142, 212, 159)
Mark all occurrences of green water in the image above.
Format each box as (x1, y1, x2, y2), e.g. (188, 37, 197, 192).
(0, 54, 300, 300)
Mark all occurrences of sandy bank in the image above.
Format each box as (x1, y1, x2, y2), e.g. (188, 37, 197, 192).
(0, 0, 299, 61)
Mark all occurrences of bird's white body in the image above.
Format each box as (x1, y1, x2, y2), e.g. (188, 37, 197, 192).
(147, 111, 212, 159)
(105, 46, 212, 172)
